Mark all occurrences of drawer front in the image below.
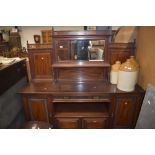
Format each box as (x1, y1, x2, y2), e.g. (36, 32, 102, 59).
(54, 118, 80, 129)
(82, 117, 109, 129)
(114, 97, 136, 128)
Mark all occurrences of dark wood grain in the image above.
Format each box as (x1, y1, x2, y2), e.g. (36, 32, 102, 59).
(20, 80, 144, 95)
(54, 117, 80, 129)
(53, 30, 111, 37)
(20, 80, 144, 129)
(52, 61, 110, 67)
(52, 30, 110, 82)
(109, 43, 135, 64)
(29, 98, 49, 122)
(28, 48, 53, 79)
(56, 68, 107, 81)
(82, 117, 109, 129)
(113, 96, 136, 128)
(19, 30, 145, 129)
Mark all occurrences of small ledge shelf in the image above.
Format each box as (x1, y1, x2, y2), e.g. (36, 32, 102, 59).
(53, 99, 111, 103)
(52, 61, 110, 68)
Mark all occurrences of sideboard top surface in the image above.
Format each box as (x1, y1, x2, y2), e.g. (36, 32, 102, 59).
(19, 80, 144, 95)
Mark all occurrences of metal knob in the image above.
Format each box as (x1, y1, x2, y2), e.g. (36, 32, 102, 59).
(41, 57, 44, 60)
(124, 102, 128, 105)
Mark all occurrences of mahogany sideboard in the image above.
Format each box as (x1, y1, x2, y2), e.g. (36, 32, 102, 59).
(20, 80, 144, 129)
(19, 30, 145, 129)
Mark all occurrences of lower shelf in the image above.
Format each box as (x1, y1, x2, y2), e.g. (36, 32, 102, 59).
(55, 112, 109, 118)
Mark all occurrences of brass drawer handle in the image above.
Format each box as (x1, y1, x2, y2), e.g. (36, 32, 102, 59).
(59, 46, 63, 48)
(93, 120, 97, 123)
(64, 96, 69, 99)
(41, 57, 44, 60)
(124, 102, 128, 105)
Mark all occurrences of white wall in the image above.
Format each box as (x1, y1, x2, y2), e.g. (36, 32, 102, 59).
(112, 26, 120, 30)
(20, 26, 83, 48)
(0, 26, 84, 48)
(2, 26, 120, 48)
(114, 26, 137, 43)
(54, 26, 83, 31)
(20, 26, 52, 48)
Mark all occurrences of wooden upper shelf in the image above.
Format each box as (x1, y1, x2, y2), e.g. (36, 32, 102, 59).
(52, 61, 110, 68)
(27, 43, 52, 49)
(53, 30, 111, 37)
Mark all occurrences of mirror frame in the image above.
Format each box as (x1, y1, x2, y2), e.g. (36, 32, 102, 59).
(53, 30, 111, 64)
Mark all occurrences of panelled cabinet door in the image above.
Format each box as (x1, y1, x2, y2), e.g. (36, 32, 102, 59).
(54, 118, 80, 129)
(82, 118, 108, 129)
(114, 97, 136, 128)
(32, 52, 52, 79)
(33, 53, 51, 78)
(28, 98, 49, 122)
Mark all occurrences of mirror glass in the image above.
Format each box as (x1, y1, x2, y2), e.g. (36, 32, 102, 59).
(57, 39, 105, 61)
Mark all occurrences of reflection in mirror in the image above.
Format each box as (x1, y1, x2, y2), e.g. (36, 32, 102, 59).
(57, 39, 105, 61)
(88, 40, 105, 61)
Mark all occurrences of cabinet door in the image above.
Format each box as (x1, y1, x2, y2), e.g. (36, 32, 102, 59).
(114, 97, 136, 128)
(82, 118, 108, 129)
(54, 118, 80, 129)
(27, 98, 49, 122)
(31, 52, 52, 79)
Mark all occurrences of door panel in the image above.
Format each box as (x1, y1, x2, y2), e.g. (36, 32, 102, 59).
(29, 98, 49, 122)
(114, 97, 136, 128)
(54, 118, 80, 129)
(82, 117, 108, 129)
(33, 53, 51, 78)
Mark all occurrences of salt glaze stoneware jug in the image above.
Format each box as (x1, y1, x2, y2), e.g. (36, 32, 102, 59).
(110, 61, 121, 84)
(117, 57, 139, 92)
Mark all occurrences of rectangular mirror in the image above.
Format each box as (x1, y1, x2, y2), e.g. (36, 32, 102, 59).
(56, 39, 105, 61)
